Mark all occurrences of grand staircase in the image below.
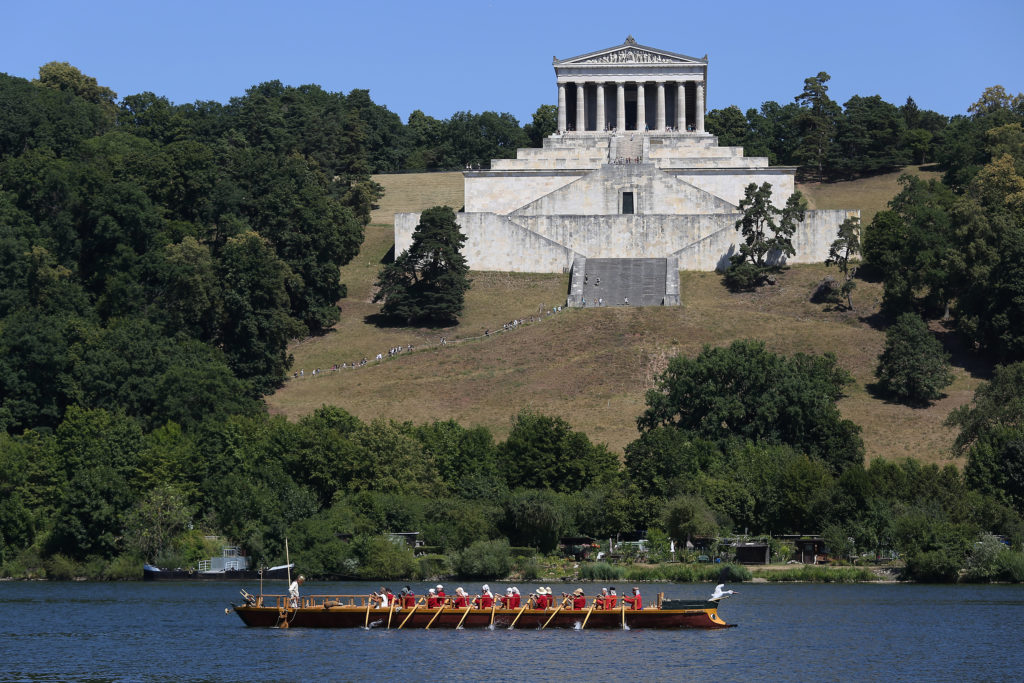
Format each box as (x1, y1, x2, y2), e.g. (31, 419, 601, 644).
(568, 257, 679, 307)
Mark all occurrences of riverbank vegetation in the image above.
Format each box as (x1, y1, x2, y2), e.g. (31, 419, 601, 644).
(2, 65, 1024, 584)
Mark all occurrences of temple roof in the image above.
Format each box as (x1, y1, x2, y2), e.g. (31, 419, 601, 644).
(554, 36, 706, 66)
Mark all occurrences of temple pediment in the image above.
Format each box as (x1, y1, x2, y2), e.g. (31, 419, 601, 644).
(555, 36, 706, 66)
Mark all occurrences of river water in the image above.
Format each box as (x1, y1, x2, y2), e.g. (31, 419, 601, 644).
(2, 580, 1022, 682)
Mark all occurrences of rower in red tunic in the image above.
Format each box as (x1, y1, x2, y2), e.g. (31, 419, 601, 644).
(426, 589, 442, 609)
(435, 584, 446, 604)
(623, 586, 643, 610)
(453, 587, 470, 607)
(499, 588, 515, 608)
(533, 587, 550, 609)
(569, 588, 587, 610)
(475, 584, 495, 608)
(401, 586, 416, 608)
(511, 587, 521, 608)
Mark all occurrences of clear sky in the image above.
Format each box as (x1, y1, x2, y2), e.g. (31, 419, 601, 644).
(4, 0, 1022, 124)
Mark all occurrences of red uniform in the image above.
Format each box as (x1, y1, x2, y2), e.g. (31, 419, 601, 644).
(624, 593, 642, 610)
(572, 595, 587, 610)
(534, 594, 549, 609)
(385, 591, 395, 607)
(476, 594, 494, 608)
(606, 595, 617, 609)
(403, 593, 416, 608)
(511, 595, 521, 608)
(427, 595, 441, 608)
(454, 594, 470, 608)
(499, 595, 513, 608)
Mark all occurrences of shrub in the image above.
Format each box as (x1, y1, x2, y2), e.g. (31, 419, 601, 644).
(351, 535, 417, 580)
(46, 554, 80, 580)
(754, 566, 876, 582)
(455, 539, 512, 579)
(515, 557, 541, 581)
(415, 554, 451, 580)
(105, 554, 143, 581)
(875, 313, 954, 406)
(579, 562, 626, 581)
(710, 563, 752, 582)
(723, 261, 763, 292)
(903, 549, 961, 582)
(994, 550, 1024, 582)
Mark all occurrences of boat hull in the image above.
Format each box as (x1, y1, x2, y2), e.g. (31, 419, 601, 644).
(232, 605, 734, 629)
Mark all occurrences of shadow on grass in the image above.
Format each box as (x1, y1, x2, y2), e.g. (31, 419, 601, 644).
(864, 381, 950, 410)
(933, 321, 994, 381)
(363, 312, 454, 331)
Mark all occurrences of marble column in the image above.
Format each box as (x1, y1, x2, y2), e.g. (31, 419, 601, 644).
(676, 82, 687, 131)
(696, 82, 705, 133)
(557, 83, 566, 132)
(596, 83, 605, 132)
(576, 82, 585, 132)
(656, 82, 666, 131)
(636, 83, 646, 131)
(616, 83, 625, 131)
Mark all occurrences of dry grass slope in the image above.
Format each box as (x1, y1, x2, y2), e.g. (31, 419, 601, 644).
(268, 166, 978, 466)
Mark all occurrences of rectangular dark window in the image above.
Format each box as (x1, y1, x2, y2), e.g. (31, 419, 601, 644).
(622, 192, 634, 214)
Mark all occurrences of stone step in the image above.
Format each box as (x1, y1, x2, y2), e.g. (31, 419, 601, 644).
(577, 258, 670, 307)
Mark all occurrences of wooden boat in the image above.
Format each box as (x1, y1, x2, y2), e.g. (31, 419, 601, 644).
(230, 592, 735, 629)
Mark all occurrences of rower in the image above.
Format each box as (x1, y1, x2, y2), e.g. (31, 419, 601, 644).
(569, 588, 586, 610)
(475, 584, 495, 609)
(533, 587, 549, 609)
(607, 587, 618, 609)
(511, 587, 521, 608)
(436, 584, 446, 603)
(499, 587, 514, 608)
(453, 587, 470, 608)
(401, 586, 416, 608)
(426, 588, 441, 609)
(596, 587, 610, 609)
(623, 586, 642, 610)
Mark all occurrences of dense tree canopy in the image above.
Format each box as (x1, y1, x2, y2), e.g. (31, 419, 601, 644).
(638, 340, 863, 474)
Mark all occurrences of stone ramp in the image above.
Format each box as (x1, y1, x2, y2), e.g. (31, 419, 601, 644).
(569, 257, 678, 307)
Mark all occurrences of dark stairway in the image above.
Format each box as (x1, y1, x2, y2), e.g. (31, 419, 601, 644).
(577, 258, 670, 307)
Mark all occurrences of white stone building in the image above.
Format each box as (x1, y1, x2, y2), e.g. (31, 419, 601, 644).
(395, 37, 857, 306)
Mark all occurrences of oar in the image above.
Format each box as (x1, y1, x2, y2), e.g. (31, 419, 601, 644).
(397, 597, 424, 630)
(455, 603, 473, 630)
(386, 598, 397, 629)
(620, 603, 626, 629)
(425, 602, 445, 630)
(364, 597, 372, 628)
(541, 596, 570, 630)
(580, 598, 598, 630)
(508, 600, 531, 630)
(489, 600, 497, 627)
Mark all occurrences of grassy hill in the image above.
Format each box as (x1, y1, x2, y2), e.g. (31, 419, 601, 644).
(268, 165, 980, 466)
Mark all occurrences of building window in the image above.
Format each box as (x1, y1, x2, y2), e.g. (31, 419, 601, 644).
(622, 191, 634, 214)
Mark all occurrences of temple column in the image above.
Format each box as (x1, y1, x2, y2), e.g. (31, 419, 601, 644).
(636, 83, 646, 131)
(616, 83, 625, 131)
(576, 82, 585, 131)
(595, 83, 605, 132)
(676, 82, 687, 131)
(656, 82, 666, 131)
(557, 83, 566, 132)
(696, 81, 705, 133)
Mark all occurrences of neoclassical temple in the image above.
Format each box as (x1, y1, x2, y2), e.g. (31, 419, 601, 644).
(395, 37, 857, 307)
(554, 37, 707, 134)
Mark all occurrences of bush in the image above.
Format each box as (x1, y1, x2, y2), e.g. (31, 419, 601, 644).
(579, 562, 626, 581)
(723, 261, 764, 292)
(509, 547, 537, 557)
(875, 313, 954, 406)
(46, 554, 81, 580)
(351, 535, 417, 580)
(515, 557, 541, 581)
(455, 539, 512, 579)
(105, 554, 143, 580)
(994, 550, 1024, 582)
(903, 549, 962, 582)
(416, 554, 451, 580)
(708, 563, 752, 582)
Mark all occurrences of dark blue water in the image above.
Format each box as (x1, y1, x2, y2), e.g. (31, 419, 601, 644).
(2, 580, 1022, 681)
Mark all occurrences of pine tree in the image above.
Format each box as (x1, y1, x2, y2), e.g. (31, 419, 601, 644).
(373, 206, 470, 324)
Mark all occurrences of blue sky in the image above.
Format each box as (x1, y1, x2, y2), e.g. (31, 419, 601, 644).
(4, 0, 1022, 124)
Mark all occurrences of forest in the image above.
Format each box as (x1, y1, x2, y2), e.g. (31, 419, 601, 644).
(1, 63, 1024, 582)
